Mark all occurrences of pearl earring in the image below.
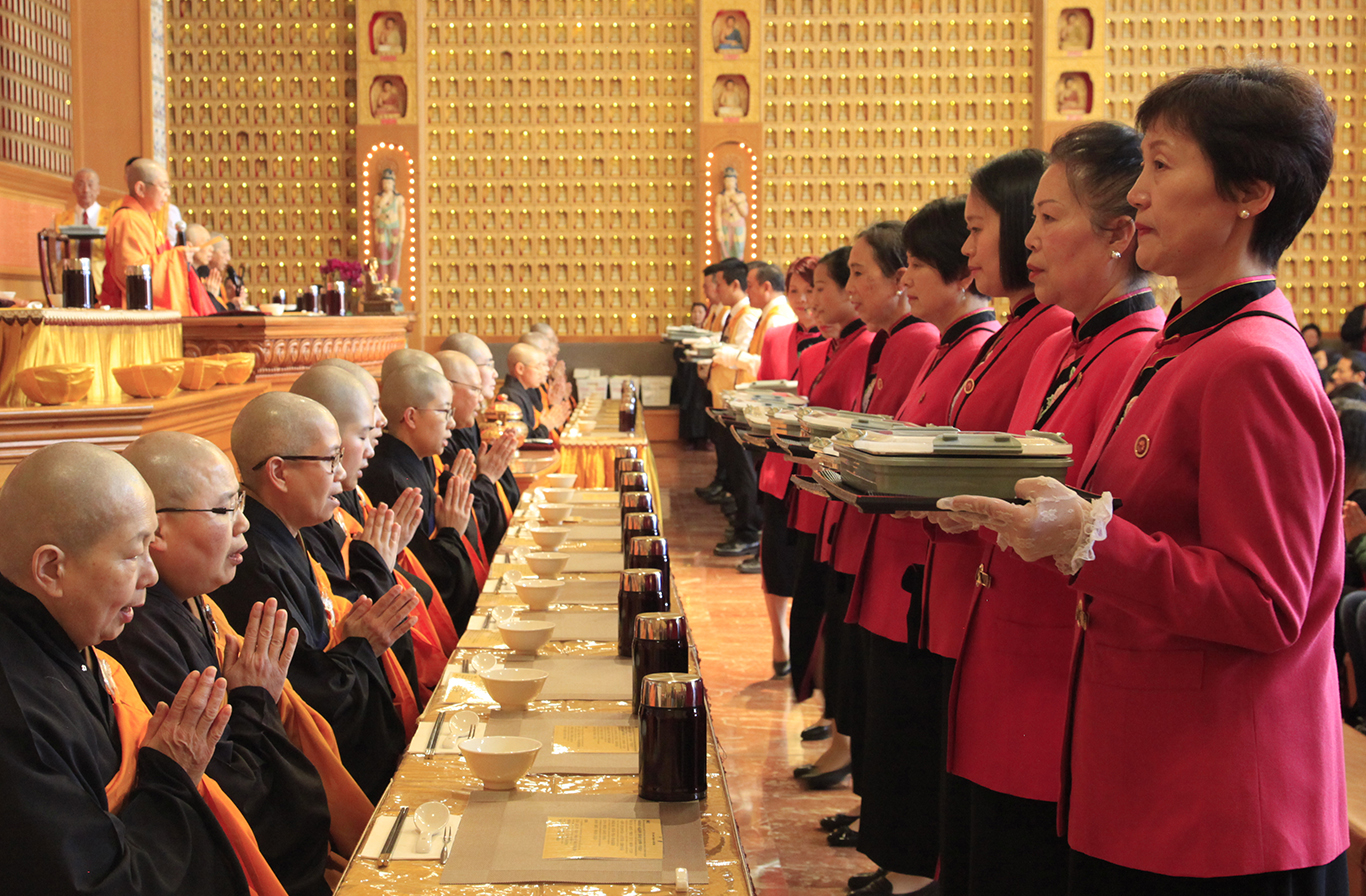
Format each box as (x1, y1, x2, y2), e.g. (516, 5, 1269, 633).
(1110, 250, 1122, 259)
(1239, 209, 1250, 219)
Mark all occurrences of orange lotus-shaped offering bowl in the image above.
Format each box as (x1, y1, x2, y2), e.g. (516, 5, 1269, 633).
(17, 363, 95, 405)
(113, 360, 186, 399)
(212, 352, 256, 385)
(180, 356, 230, 391)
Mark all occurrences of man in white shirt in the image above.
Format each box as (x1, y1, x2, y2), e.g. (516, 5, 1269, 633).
(53, 168, 112, 285)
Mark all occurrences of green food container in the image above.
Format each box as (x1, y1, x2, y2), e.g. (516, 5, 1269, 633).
(836, 430, 1073, 499)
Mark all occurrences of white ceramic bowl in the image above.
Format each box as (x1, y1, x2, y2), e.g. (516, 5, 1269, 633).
(538, 503, 573, 524)
(514, 578, 564, 610)
(258, 302, 285, 315)
(459, 735, 543, 789)
(525, 551, 569, 577)
(497, 618, 556, 653)
(577, 419, 598, 434)
(544, 473, 578, 488)
(529, 526, 569, 550)
(477, 666, 549, 709)
(541, 487, 575, 504)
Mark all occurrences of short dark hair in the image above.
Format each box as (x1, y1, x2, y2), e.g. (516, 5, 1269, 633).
(718, 257, 747, 287)
(786, 256, 819, 292)
(817, 246, 852, 288)
(690, 301, 708, 310)
(702, 261, 726, 276)
(1339, 406, 1366, 477)
(748, 261, 785, 293)
(1134, 63, 1335, 267)
(1048, 121, 1145, 260)
(969, 148, 1048, 292)
(1347, 351, 1366, 377)
(1342, 305, 1366, 351)
(854, 220, 907, 279)
(903, 195, 977, 288)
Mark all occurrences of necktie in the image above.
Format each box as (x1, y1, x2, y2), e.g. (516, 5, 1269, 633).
(78, 209, 92, 259)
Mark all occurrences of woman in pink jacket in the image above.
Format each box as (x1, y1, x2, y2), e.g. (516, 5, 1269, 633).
(942, 64, 1348, 895)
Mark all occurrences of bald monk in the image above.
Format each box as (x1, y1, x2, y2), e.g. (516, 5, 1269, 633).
(441, 333, 523, 520)
(380, 347, 441, 384)
(0, 442, 252, 895)
(53, 167, 113, 283)
(501, 343, 568, 439)
(436, 349, 518, 555)
(523, 327, 576, 416)
(360, 363, 482, 636)
(100, 159, 213, 315)
(210, 393, 418, 802)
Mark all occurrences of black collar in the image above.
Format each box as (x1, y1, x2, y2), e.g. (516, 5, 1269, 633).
(1074, 291, 1158, 341)
(888, 312, 924, 337)
(1164, 278, 1277, 339)
(1010, 296, 1040, 319)
(941, 308, 998, 346)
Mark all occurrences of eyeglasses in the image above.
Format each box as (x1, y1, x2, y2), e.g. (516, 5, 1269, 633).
(250, 450, 344, 474)
(449, 379, 482, 392)
(158, 485, 247, 516)
(417, 406, 455, 421)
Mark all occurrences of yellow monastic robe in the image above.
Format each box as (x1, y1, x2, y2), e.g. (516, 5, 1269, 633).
(99, 196, 208, 315)
(54, 204, 113, 286)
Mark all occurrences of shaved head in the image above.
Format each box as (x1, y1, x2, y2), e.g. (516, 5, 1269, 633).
(439, 332, 492, 366)
(433, 350, 479, 385)
(184, 223, 212, 266)
(291, 366, 372, 432)
(232, 392, 336, 491)
(380, 364, 447, 424)
(123, 431, 232, 509)
(518, 331, 553, 353)
(380, 348, 440, 383)
(315, 357, 384, 431)
(530, 321, 558, 343)
(0, 443, 153, 571)
(507, 342, 544, 370)
(125, 158, 164, 193)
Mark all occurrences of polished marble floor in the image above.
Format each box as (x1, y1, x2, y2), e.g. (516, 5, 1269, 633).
(652, 442, 872, 896)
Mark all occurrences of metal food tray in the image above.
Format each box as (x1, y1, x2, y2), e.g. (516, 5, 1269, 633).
(706, 407, 739, 426)
(772, 432, 820, 466)
(791, 474, 833, 499)
(837, 445, 1072, 499)
(736, 428, 777, 450)
(816, 466, 1117, 512)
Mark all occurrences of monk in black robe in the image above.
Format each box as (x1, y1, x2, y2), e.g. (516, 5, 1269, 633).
(0, 442, 247, 896)
(211, 392, 419, 802)
(106, 432, 334, 896)
(360, 362, 480, 634)
(440, 332, 523, 523)
(500, 342, 565, 440)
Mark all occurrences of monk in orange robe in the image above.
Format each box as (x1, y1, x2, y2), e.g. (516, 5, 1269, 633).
(100, 158, 214, 315)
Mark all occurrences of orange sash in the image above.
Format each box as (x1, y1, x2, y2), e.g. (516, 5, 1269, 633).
(303, 549, 419, 739)
(199, 599, 373, 858)
(495, 479, 514, 521)
(429, 457, 491, 586)
(95, 650, 288, 896)
(333, 498, 447, 695)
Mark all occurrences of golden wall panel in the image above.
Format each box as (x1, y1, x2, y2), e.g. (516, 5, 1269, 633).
(421, 0, 699, 339)
(1, 0, 73, 176)
(163, 0, 359, 300)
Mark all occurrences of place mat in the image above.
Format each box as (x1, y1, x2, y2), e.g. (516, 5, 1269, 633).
(486, 710, 638, 774)
(359, 813, 459, 861)
(522, 610, 618, 642)
(501, 655, 633, 701)
(567, 489, 621, 504)
(439, 793, 707, 885)
(567, 524, 621, 540)
(405, 719, 486, 755)
(564, 553, 625, 574)
(556, 578, 619, 605)
(574, 505, 622, 522)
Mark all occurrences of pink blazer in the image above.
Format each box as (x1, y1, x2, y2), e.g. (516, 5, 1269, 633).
(1064, 282, 1347, 876)
(921, 299, 1072, 657)
(758, 324, 824, 500)
(947, 294, 1165, 800)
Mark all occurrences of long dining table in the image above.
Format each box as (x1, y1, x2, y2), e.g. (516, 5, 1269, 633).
(332, 399, 754, 896)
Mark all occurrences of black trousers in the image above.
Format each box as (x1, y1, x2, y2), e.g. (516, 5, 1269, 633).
(706, 416, 727, 486)
(857, 630, 946, 877)
(823, 572, 859, 732)
(672, 352, 709, 442)
(1067, 849, 1348, 896)
(939, 777, 1067, 896)
(787, 531, 828, 703)
(714, 423, 761, 541)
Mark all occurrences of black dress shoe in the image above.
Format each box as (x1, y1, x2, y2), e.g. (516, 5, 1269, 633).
(847, 873, 888, 895)
(797, 762, 851, 790)
(771, 659, 791, 677)
(701, 488, 732, 506)
(820, 812, 859, 832)
(738, 556, 762, 574)
(827, 825, 859, 848)
(714, 539, 760, 556)
(847, 868, 885, 891)
(802, 722, 833, 742)
(792, 764, 815, 778)
(695, 481, 724, 500)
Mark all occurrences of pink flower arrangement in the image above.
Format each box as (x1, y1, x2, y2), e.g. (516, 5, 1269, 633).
(320, 259, 366, 289)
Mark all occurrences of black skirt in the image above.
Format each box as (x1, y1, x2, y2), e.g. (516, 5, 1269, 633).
(760, 489, 800, 597)
(787, 530, 828, 703)
(1067, 849, 1348, 896)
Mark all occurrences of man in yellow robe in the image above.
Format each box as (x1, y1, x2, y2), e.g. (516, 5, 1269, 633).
(100, 159, 213, 315)
(52, 168, 113, 286)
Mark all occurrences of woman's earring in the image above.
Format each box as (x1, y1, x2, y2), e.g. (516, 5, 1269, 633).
(1239, 209, 1250, 219)
(1110, 250, 1122, 259)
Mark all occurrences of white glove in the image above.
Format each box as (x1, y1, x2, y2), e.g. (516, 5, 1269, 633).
(923, 510, 982, 534)
(936, 477, 1113, 575)
(713, 344, 741, 368)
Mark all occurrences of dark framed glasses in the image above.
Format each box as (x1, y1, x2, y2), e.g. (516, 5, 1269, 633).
(157, 485, 247, 516)
(249, 450, 344, 474)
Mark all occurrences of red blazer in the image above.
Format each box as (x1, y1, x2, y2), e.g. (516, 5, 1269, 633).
(1063, 281, 1347, 876)
(946, 293, 1164, 801)
(921, 298, 1072, 657)
(788, 325, 875, 535)
(824, 315, 939, 570)
(758, 324, 825, 499)
(847, 310, 1000, 640)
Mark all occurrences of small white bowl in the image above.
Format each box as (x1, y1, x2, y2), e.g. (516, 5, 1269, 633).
(525, 551, 569, 577)
(459, 735, 543, 789)
(514, 578, 563, 610)
(538, 503, 573, 524)
(497, 618, 556, 654)
(477, 666, 549, 709)
(541, 487, 575, 504)
(544, 473, 578, 489)
(529, 526, 570, 550)
(577, 420, 598, 434)
(258, 302, 285, 316)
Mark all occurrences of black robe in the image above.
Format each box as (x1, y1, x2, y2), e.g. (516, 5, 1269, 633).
(103, 582, 331, 896)
(360, 433, 480, 634)
(500, 375, 550, 439)
(210, 497, 404, 803)
(442, 424, 510, 558)
(0, 573, 248, 896)
(300, 509, 421, 700)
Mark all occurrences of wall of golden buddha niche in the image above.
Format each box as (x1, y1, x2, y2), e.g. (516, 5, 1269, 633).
(1, 0, 74, 176)
(163, 0, 360, 299)
(1102, 0, 1364, 332)
(420, 0, 700, 340)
